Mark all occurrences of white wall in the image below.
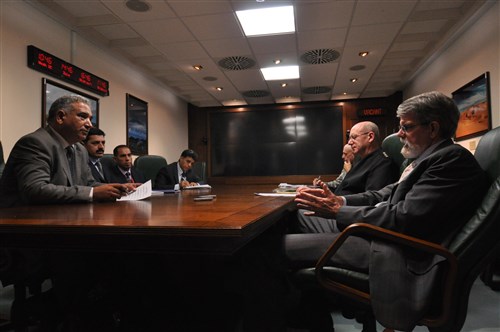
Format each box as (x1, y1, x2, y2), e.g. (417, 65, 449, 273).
(404, 1, 499, 151)
(0, 1, 188, 163)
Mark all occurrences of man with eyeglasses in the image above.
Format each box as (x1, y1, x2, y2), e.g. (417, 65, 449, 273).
(285, 91, 490, 331)
(297, 121, 399, 233)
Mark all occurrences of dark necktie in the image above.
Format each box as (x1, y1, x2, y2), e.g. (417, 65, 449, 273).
(125, 171, 134, 183)
(95, 160, 104, 180)
(66, 145, 76, 183)
(181, 172, 187, 182)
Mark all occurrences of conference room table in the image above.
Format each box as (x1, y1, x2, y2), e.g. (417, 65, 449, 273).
(0, 185, 298, 330)
(0, 184, 296, 255)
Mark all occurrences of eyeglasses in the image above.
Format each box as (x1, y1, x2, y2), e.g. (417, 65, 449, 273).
(348, 132, 370, 141)
(398, 122, 429, 133)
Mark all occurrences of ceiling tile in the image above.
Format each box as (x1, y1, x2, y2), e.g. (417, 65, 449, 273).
(167, 0, 233, 17)
(297, 28, 347, 52)
(131, 19, 195, 44)
(352, 0, 417, 25)
(181, 13, 243, 41)
(200, 38, 252, 58)
(345, 22, 404, 46)
(94, 24, 139, 40)
(296, 1, 355, 30)
(248, 34, 297, 55)
(156, 41, 210, 61)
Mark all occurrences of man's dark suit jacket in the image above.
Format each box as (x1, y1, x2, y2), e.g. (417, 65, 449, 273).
(88, 160, 107, 183)
(154, 162, 201, 190)
(286, 139, 490, 330)
(105, 164, 146, 184)
(0, 126, 98, 207)
(334, 148, 398, 195)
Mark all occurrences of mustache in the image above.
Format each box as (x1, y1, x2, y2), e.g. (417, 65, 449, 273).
(96, 149, 104, 153)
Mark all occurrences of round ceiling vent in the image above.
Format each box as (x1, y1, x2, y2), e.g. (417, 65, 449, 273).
(300, 49, 340, 64)
(350, 65, 366, 71)
(125, 0, 151, 12)
(218, 56, 256, 71)
(302, 86, 332, 95)
(202, 76, 218, 81)
(242, 90, 270, 98)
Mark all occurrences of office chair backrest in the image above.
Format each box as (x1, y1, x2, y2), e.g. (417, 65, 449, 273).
(192, 161, 207, 183)
(100, 153, 115, 170)
(381, 133, 405, 173)
(133, 155, 168, 187)
(440, 126, 500, 332)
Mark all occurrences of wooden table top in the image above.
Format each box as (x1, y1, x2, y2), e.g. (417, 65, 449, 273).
(0, 185, 296, 254)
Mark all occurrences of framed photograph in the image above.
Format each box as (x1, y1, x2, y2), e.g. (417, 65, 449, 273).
(42, 78, 99, 127)
(452, 72, 492, 141)
(126, 94, 148, 155)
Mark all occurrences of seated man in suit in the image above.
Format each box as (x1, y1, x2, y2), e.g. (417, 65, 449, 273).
(0, 95, 137, 330)
(297, 121, 399, 233)
(82, 127, 107, 182)
(313, 144, 356, 190)
(285, 91, 491, 331)
(155, 149, 201, 190)
(0, 96, 132, 207)
(105, 145, 146, 184)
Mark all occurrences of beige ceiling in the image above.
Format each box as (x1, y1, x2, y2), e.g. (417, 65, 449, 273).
(27, 0, 488, 107)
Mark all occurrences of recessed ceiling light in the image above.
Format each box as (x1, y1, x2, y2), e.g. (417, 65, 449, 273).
(236, 6, 295, 37)
(281, 83, 287, 87)
(193, 65, 203, 70)
(261, 65, 299, 80)
(359, 51, 369, 57)
(274, 59, 281, 65)
(343, 92, 347, 95)
(215, 87, 223, 91)
(350, 78, 358, 83)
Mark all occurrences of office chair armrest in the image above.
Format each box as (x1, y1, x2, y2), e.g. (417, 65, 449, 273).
(314, 223, 458, 326)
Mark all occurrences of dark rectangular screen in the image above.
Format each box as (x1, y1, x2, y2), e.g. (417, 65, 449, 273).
(210, 106, 343, 176)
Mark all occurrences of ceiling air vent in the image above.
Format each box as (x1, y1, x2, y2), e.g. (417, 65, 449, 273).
(302, 86, 332, 95)
(218, 56, 256, 71)
(300, 49, 340, 64)
(242, 90, 270, 98)
(202, 76, 218, 81)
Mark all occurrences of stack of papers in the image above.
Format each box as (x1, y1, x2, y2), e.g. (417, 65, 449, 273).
(255, 183, 307, 197)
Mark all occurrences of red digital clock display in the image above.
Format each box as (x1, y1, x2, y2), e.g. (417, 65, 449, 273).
(27, 45, 110, 96)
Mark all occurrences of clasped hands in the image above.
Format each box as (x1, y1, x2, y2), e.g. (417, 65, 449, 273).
(295, 180, 343, 218)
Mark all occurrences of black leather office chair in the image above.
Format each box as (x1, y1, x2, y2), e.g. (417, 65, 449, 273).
(294, 126, 500, 332)
(133, 155, 168, 187)
(381, 133, 406, 173)
(192, 161, 207, 183)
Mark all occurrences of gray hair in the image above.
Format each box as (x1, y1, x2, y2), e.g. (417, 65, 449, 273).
(47, 95, 90, 123)
(396, 91, 459, 139)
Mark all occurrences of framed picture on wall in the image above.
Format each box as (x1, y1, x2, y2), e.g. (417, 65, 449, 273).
(126, 94, 148, 155)
(452, 72, 492, 141)
(42, 78, 99, 127)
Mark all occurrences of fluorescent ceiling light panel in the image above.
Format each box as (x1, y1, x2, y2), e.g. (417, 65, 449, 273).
(236, 6, 295, 37)
(261, 65, 299, 80)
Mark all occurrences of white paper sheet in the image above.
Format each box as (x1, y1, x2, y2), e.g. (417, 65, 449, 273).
(117, 180, 152, 201)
